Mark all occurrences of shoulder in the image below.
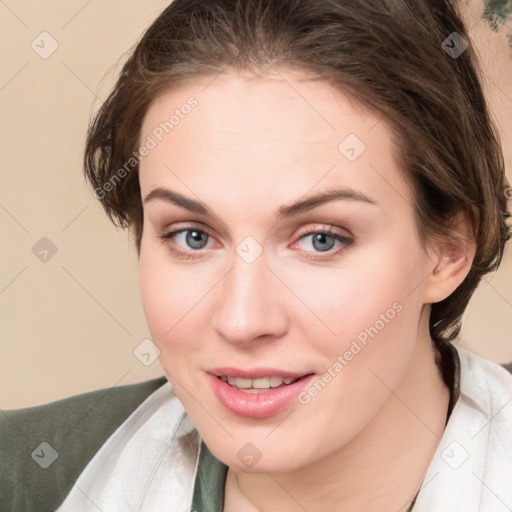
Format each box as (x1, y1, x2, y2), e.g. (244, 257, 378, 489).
(456, 346, 512, 420)
(457, 346, 512, 387)
(0, 376, 168, 512)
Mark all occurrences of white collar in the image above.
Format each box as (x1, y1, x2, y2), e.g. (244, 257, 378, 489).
(57, 346, 512, 512)
(413, 346, 512, 511)
(56, 381, 200, 511)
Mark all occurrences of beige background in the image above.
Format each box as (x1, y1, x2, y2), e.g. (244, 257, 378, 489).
(0, 1, 511, 409)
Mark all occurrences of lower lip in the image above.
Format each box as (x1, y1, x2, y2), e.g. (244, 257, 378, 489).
(207, 373, 316, 419)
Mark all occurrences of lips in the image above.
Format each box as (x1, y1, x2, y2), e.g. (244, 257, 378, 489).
(208, 366, 310, 379)
(206, 368, 316, 419)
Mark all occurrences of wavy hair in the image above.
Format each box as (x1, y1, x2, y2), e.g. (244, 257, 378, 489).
(84, 0, 511, 346)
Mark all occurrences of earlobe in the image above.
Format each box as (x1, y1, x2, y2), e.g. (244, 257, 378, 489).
(422, 212, 477, 304)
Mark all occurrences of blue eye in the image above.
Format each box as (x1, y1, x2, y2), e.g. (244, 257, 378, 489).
(171, 229, 209, 249)
(160, 228, 214, 259)
(297, 230, 353, 257)
(160, 226, 354, 261)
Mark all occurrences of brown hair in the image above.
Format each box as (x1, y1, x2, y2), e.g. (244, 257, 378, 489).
(84, 0, 510, 346)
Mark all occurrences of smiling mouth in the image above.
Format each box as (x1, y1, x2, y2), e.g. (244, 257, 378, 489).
(217, 374, 311, 393)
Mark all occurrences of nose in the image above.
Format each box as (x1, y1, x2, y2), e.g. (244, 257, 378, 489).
(211, 252, 289, 346)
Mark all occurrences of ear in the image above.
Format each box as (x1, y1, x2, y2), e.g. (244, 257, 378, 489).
(422, 209, 477, 304)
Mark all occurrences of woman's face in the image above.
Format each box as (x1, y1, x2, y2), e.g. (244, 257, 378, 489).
(138, 69, 437, 472)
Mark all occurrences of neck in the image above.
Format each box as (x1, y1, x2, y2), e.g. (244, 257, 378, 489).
(224, 328, 451, 512)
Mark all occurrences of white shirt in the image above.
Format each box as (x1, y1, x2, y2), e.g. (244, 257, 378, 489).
(57, 346, 512, 512)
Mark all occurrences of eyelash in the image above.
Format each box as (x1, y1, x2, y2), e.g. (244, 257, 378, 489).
(158, 224, 354, 261)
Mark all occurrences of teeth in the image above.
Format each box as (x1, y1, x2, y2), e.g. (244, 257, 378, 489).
(220, 375, 300, 389)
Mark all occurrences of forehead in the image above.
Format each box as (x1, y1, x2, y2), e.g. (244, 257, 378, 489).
(141, 69, 379, 147)
(138, 69, 412, 214)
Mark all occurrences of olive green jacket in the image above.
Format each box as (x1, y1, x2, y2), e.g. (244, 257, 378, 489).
(0, 377, 168, 511)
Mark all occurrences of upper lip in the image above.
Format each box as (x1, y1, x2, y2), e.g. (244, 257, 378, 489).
(207, 367, 313, 379)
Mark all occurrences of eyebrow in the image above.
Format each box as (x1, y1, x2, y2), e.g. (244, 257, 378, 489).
(143, 186, 377, 221)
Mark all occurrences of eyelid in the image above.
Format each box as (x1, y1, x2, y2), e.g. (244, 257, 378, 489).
(160, 221, 214, 238)
(160, 223, 217, 245)
(290, 225, 354, 259)
(295, 224, 352, 239)
(160, 223, 351, 242)
(159, 224, 216, 260)
(159, 222, 354, 260)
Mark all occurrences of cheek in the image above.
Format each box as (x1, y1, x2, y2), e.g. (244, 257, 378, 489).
(296, 239, 427, 401)
(138, 236, 203, 358)
(288, 240, 425, 344)
(286, 255, 425, 450)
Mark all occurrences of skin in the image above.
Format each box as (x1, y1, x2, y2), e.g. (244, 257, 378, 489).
(138, 68, 476, 511)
